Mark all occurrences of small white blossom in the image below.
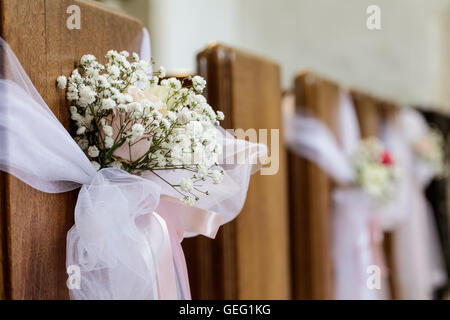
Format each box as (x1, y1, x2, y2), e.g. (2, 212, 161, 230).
(197, 165, 209, 178)
(80, 54, 96, 66)
(131, 123, 145, 138)
(158, 66, 166, 78)
(216, 111, 225, 121)
(180, 177, 194, 192)
(149, 76, 159, 85)
(88, 145, 100, 158)
(107, 65, 120, 79)
(104, 136, 114, 149)
(109, 161, 122, 169)
(91, 161, 101, 171)
(103, 125, 113, 137)
(78, 85, 96, 106)
(182, 196, 195, 206)
(212, 170, 223, 184)
(77, 138, 89, 150)
(118, 104, 128, 113)
(129, 102, 143, 114)
(76, 126, 86, 135)
(101, 98, 116, 110)
(56, 76, 67, 89)
(192, 75, 206, 92)
(167, 78, 181, 89)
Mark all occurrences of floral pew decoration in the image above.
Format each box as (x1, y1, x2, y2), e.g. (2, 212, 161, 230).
(283, 92, 401, 299)
(379, 109, 447, 299)
(0, 38, 266, 300)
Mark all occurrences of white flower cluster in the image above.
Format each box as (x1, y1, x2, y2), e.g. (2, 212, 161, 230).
(351, 137, 399, 202)
(413, 129, 445, 177)
(58, 51, 225, 204)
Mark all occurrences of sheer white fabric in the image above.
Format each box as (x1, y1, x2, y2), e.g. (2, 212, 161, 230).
(284, 91, 380, 299)
(383, 109, 447, 299)
(0, 29, 264, 299)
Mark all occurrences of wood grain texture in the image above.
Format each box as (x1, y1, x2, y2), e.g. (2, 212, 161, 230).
(0, 0, 143, 299)
(183, 44, 291, 299)
(288, 72, 340, 299)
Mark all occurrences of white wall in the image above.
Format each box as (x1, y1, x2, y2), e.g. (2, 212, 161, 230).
(109, 0, 450, 111)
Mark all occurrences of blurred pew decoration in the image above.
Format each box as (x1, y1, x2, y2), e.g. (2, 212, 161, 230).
(285, 70, 448, 300)
(0, 0, 145, 299)
(420, 110, 450, 298)
(182, 44, 291, 299)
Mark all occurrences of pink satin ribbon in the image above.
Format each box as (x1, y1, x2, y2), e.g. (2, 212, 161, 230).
(152, 195, 222, 299)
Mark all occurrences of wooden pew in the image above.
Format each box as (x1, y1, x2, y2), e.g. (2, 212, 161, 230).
(351, 90, 399, 299)
(288, 71, 398, 299)
(0, 0, 144, 299)
(288, 72, 340, 299)
(182, 44, 291, 299)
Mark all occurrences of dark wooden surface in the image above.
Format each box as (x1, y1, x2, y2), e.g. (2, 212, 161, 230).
(288, 72, 340, 299)
(421, 110, 450, 299)
(0, 0, 143, 299)
(183, 44, 291, 299)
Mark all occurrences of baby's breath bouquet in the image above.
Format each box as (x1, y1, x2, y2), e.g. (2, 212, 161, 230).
(412, 129, 445, 177)
(57, 50, 225, 204)
(351, 137, 399, 202)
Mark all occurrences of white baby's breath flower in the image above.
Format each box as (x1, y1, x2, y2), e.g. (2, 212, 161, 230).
(118, 104, 128, 113)
(76, 126, 86, 135)
(131, 123, 145, 138)
(104, 136, 114, 149)
(182, 196, 195, 206)
(197, 165, 209, 178)
(129, 102, 143, 114)
(101, 98, 116, 110)
(103, 125, 113, 137)
(56, 76, 67, 89)
(167, 111, 177, 122)
(212, 170, 223, 184)
(78, 85, 96, 106)
(180, 177, 194, 192)
(158, 66, 166, 78)
(179, 109, 192, 124)
(107, 65, 120, 79)
(216, 111, 225, 121)
(80, 54, 96, 66)
(161, 118, 170, 129)
(120, 50, 130, 58)
(192, 75, 206, 92)
(167, 78, 181, 90)
(123, 94, 133, 103)
(88, 145, 100, 158)
(109, 161, 122, 169)
(77, 138, 89, 150)
(91, 161, 101, 171)
(140, 99, 154, 109)
(149, 76, 159, 86)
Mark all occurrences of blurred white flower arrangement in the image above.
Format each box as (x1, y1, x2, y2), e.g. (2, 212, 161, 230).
(352, 137, 399, 202)
(412, 129, 445, 178)
(57, 50, 225, 204)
